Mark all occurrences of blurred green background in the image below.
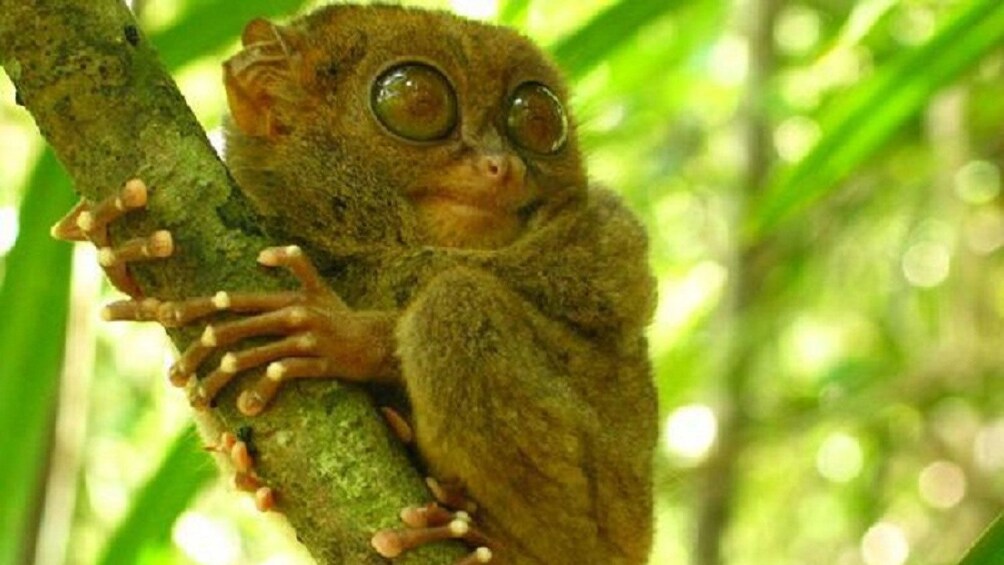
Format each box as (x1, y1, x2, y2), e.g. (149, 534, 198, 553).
(1, 0, 1003, 564)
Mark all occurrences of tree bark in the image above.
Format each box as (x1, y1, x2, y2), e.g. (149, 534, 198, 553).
(0, 1, 463, 562)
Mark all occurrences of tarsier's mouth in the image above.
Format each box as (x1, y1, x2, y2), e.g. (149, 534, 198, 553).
(420, 194, 504, 219)
(412, 179, 537, 219)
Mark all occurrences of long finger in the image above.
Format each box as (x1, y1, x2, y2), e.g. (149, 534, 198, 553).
(170, 309, 312, 387)
(188, 365, 241, 409)
(97, 230, 174, 268)
(218, 334, 318, 376)
(101, 298, 164, 322)
(258, 245, 329, 296)
(50, 200, 91, 242)
(157, 290, 301, 327)
(168, 341, 216, 387)
(200, 306, 319, 348)
(237, 357, 337, 416)
(457, 548, 493, 565)
(84, 179, 148, 239)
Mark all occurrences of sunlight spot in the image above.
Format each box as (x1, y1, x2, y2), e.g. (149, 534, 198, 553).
(775, 116, 820, 163)
(816, 432, 863, 483)
(861, 522, 909, 565)
(966, 209, 1004, 255)
(892, 5, 935, 46)
(782, 316, 843, 380)
(0, 206, 18, 255)
(663, 404, 717, 464)
(806, 46, 866, 98)
(776, 5, 820, 55)
(173, 511, 241, 565)
(593, 103, 627, 133)
(954, 160, 1000, 205)
(974, 419, 1004, 471)
(918, 460, 966, 509)
(451, 0, 497, 20)
(901, 242, 950, 288)
(649, 261, 727, 349)
(709, 35, 747, 85)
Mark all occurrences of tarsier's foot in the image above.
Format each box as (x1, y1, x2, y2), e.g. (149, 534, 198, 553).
(371, 502, 494, 564)
(373, 409, 491, 561)
(206, 429, 275, 512)
(50, 178, 173, 298)
(146, 245, 360, 415)
(372, 472, 492, 563)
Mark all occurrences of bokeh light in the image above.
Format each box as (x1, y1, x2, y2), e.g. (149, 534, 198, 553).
(816, 432, 863, 483)
(663, 404, 718, 463)
(917, 461, 966, 510)
(901, 242, 950, 288)
(861, 521, 910, 565)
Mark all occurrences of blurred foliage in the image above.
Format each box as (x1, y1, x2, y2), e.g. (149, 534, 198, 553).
(1, 0, 1002, 564)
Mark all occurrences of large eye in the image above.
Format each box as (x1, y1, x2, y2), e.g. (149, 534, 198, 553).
(371, 63, 457, 142)
(506, 82, 568, 155)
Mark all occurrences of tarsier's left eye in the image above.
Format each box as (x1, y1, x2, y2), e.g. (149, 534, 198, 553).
(506, 82, 568, 155)
(371, 63, 458, 142)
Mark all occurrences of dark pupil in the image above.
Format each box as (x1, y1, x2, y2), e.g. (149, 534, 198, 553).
(372, 64, 457, 141)
(508, 83, 567, 155)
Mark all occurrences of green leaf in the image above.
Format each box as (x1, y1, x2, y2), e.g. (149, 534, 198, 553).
(96, 426, 215, 565)
(551, 0, 684, 80)
(151, 0, 308, 72)
(0, 150, 75, 565)
(748, 0, 1004, 239)
(498, 0, 530, 26)
(958, 514, 1004, 565)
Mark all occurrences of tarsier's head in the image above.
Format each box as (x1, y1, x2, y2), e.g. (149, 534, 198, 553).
(223, 5, 586, 251)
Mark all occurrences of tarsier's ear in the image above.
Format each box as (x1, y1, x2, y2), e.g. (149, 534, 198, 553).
(223, 18, 302, 138)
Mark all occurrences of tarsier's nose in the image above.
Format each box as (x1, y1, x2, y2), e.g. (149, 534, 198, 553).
(484, 156, 503, 177)
(477, 153, 525, 185)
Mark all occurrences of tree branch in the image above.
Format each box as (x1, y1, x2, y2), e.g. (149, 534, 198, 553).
(0, 1, 463, 562)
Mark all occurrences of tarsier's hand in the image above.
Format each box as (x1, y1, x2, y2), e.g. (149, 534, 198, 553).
(50, 179, 173, 298)
(107, 245, 398, 416)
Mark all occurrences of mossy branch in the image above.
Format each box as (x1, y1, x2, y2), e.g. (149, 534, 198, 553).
(0, 1, 462, 562)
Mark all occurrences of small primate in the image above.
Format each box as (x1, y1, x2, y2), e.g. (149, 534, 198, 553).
(53, 6, 657, 565)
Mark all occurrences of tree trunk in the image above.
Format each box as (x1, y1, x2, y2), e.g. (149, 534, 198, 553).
(0, 1, 464, 562)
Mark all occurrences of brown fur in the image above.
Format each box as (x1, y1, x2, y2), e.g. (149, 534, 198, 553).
(222, 6, 657, 564)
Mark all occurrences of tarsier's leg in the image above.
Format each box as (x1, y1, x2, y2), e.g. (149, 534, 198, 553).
(373, 409, 490, 563)
(390, 267, 600, 564)
(50, 179, 173, 298)
(380, 407, 478, 514)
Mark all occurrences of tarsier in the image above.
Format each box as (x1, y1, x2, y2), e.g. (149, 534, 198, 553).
(53, 6, 657, 565)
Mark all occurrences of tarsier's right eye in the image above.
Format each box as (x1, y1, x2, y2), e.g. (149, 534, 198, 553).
(506, 82, 568, 155)
(371, 63, 458, 142)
